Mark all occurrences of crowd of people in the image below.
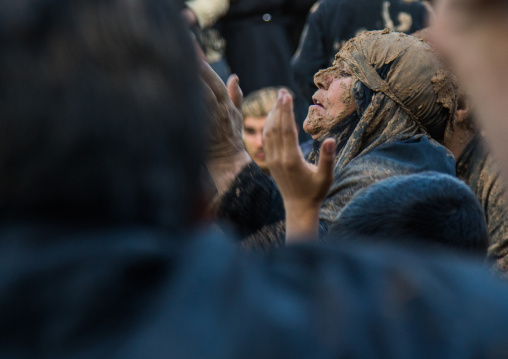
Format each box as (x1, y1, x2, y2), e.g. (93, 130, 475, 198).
(2, 0, 508, 357)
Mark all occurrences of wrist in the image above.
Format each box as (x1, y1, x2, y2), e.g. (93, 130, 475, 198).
(207, 150, 252, 194)
(208, 137, 245, 162)
(285, 204, 321, 243)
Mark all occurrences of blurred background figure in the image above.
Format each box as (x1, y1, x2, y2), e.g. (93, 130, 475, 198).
(413, 28, 508, 275)
(446, 94, 508, 272)
(218, 0, 315, 143)
(182, 0, 230, 82)
(242, 87, 291, 175)
(292, 0, 429, 103)
(218, 0, 314, 96)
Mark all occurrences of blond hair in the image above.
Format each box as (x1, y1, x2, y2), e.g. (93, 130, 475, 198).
(242, 87, 292, 118)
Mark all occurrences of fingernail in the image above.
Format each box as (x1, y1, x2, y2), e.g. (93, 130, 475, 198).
(323, 140, 335, 154)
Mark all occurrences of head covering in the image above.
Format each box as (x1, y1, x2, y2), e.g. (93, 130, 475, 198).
(310, 30, 457, 171)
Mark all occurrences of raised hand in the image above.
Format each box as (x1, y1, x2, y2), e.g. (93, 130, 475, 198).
(263, 89, 336, 241)
(200, 61, 251, 194)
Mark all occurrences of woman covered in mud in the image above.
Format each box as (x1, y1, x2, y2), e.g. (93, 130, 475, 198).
(206, 30, 457, 249)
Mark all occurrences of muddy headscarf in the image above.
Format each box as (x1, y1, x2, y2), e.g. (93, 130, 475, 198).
(310, 30, 457, 171)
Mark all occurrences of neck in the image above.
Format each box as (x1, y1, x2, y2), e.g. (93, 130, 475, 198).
(444, 125, 476, 160)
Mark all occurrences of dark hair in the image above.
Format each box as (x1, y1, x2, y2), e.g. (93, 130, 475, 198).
(0, 0, 206, 230)
(326, 172, 489, 254)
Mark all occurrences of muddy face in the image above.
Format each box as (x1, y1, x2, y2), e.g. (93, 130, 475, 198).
(304, 64, 356, 140)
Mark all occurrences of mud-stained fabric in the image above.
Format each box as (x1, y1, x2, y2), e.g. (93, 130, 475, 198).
(218, 31, 456, 251)
(292, 0, 428, 102)
(456, 135, 508, 274)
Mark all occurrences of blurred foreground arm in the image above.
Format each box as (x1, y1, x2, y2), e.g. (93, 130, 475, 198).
(263, 90, 336, 242)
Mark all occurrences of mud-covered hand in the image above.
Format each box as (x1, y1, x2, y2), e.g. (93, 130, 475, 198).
(263, 89, 336, 241)
(201, 61, 251, 194)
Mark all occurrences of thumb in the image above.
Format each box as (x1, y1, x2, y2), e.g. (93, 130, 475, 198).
(227, 74, 243, 111)
(317, 138, 336, 185)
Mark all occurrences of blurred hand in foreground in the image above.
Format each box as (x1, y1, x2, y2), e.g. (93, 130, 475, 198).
(201, 61, 251, 194)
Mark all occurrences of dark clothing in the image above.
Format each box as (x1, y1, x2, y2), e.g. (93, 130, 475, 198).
(292, 0, 428, 102)
(218, 1, 298, 96)
(4, 220, 508, 358)
(218, 0, 315, 143)
(456, 135, 508, 272)
(217, 162, 284, 239)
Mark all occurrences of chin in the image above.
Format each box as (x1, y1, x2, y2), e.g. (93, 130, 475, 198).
(303, 118, 322, 138)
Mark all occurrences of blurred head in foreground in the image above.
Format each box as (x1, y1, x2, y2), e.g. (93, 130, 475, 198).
(0, 0, 206, 232)
(327, 172, 489, 254)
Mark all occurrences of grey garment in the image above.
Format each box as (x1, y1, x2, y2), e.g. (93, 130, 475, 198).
(317, 135, 455, 224)
(456, 135, 508, 273)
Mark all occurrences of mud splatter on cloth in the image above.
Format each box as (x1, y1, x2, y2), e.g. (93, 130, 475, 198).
(456, 135, 508, 274)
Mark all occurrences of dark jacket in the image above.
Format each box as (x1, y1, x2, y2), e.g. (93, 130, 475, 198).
(218, 0, 313, 96)
(2, 220, 508, 358)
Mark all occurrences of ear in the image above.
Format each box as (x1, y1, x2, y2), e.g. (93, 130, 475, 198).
(455, 96, 470, 125)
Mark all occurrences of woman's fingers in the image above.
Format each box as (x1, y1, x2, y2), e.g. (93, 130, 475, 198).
(265, 89, 306, 174)
(279, 91, 300, 162)
(263, 92, 283, 163)
(316, 138, 336, 190)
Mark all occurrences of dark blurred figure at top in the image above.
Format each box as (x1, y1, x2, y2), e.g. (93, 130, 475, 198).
(293, 0, 430, 103)
(218, 0, 314, 97)
(217, 0, 315, 143)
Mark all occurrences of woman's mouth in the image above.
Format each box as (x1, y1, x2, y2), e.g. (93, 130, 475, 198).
(312, 98, 324, 108)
